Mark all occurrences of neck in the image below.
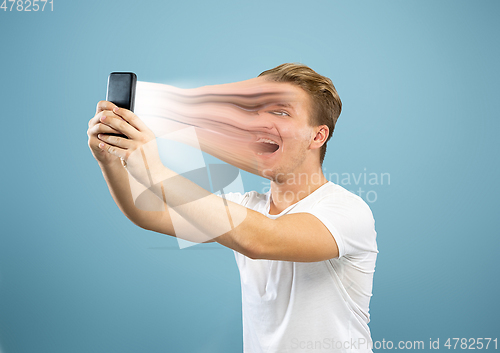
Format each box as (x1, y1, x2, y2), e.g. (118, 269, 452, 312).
(269, 165, 328, 215)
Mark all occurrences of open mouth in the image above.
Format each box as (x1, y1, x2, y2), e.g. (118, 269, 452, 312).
(254, 137, 280, 155)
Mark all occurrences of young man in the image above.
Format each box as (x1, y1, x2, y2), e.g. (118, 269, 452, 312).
(87, 63, 378, 352)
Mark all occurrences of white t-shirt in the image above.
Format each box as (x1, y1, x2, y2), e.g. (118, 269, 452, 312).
(224, 181, 378, 353)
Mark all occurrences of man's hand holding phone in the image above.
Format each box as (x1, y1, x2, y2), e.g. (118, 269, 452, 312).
(88, 102, 165, 187)
(87, 100, 124, 166)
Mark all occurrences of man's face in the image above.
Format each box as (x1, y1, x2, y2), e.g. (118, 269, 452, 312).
(247, 79, 318, 182)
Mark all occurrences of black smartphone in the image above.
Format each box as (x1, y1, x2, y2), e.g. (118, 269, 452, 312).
(105, 72, 137, 138)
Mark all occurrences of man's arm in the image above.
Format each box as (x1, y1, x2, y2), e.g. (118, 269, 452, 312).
(217, 210, 340, 262)
(134, 164, 339, 262)
(97, 159, 171, 234)
(97, 153, 222, 244)
(93, 104, 339, 261)
(88, 101, 213, 243)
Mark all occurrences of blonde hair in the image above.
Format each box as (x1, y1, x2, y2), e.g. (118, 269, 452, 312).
(259, 63, 342, 164)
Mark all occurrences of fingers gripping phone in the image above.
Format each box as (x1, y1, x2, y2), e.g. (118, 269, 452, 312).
(105, 72, 137, 138)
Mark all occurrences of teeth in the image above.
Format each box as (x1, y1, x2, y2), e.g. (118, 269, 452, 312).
(257, 138, 278, 145)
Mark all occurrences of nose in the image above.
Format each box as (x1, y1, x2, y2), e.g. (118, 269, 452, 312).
(259, 112, 276, 129)
(236, 112, 280, 144)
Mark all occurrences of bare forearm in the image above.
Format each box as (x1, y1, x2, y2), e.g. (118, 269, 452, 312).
(145, 165, 265, 255)
(98, 159, 170, 230)
(98, 159, 216, 243)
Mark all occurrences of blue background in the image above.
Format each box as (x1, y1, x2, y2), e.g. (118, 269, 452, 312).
(1, 0, 499, 352)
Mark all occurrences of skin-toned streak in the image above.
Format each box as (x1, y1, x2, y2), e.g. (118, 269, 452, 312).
(134, 77, 308, 177)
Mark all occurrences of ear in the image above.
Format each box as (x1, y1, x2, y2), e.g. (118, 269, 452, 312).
(310, 125, 329, 150)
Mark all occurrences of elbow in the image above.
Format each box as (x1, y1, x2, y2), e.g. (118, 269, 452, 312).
(238, 236, 268, 260)
(243, 247, 261, 260)
(242, 248, 262, 260)
(127, 216, 148, 230)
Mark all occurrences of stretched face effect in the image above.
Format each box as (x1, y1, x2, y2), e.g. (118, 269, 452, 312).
(134, 77, 318, 179)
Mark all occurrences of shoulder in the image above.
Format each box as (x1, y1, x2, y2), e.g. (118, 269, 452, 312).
(313, 182, 374, 219)
(305, 182, 377, 257)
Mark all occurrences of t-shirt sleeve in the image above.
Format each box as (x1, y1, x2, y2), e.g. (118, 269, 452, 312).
(307, 194, 378, 259)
